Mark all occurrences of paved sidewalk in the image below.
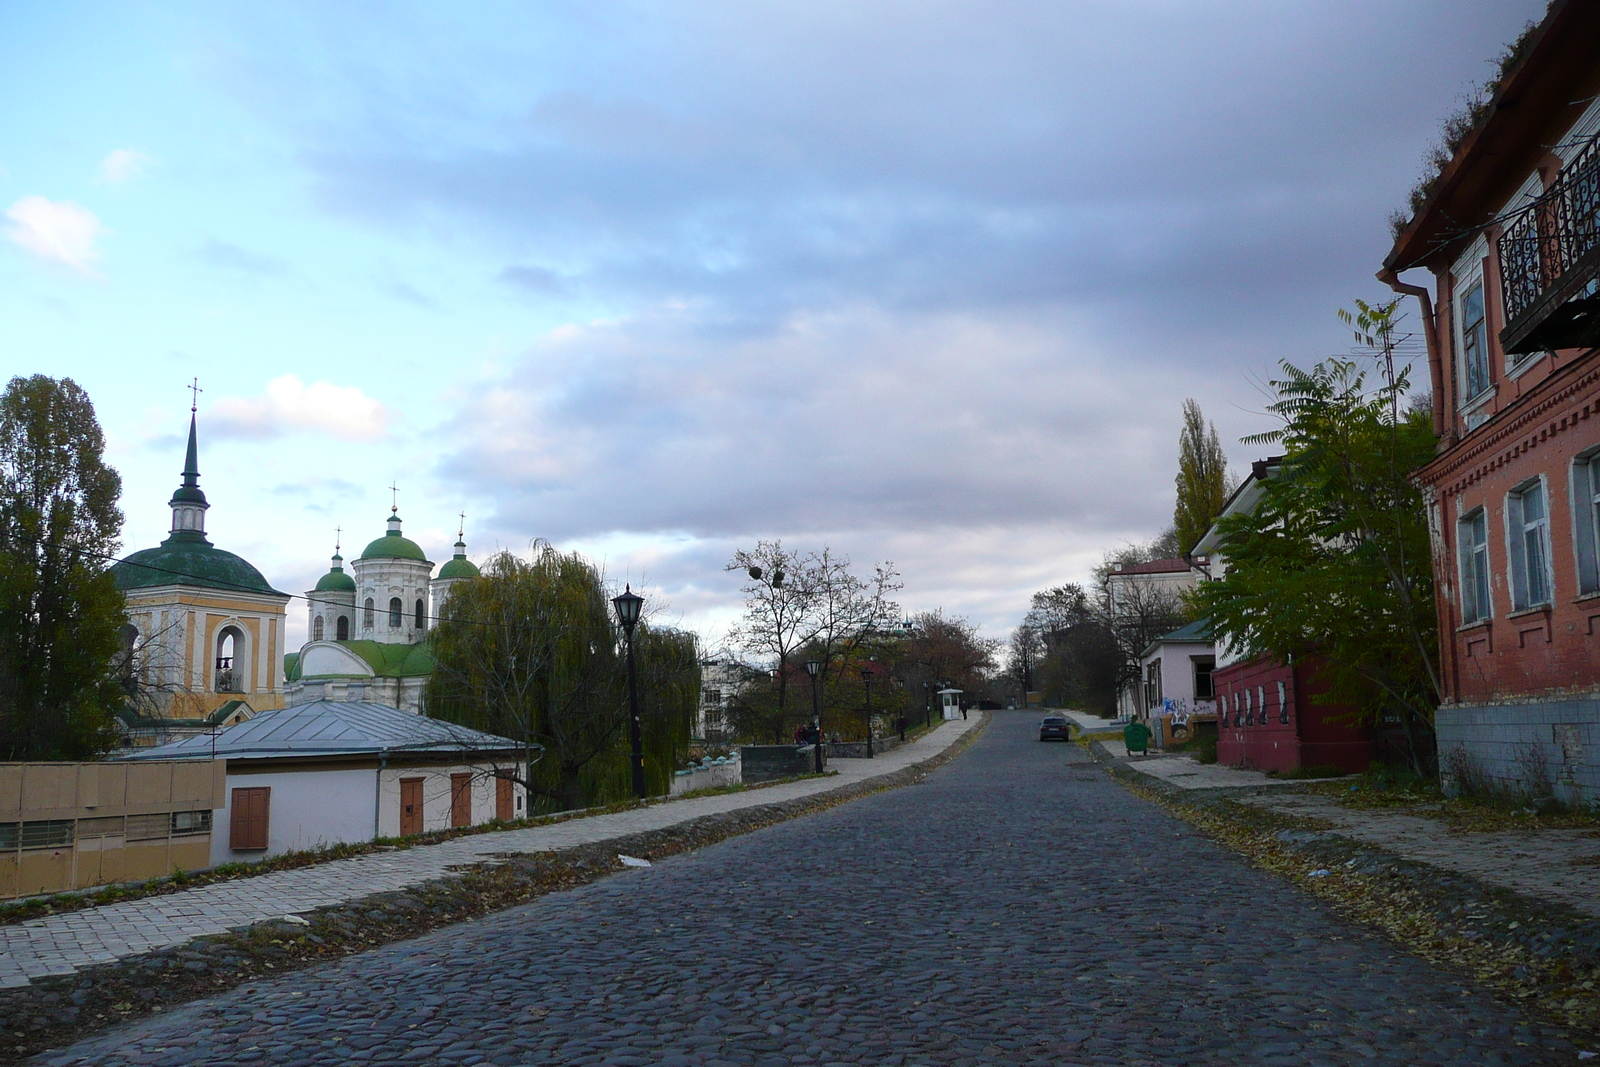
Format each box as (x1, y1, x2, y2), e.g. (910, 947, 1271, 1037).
(0, 715, 983, 989)
(1235, 791, 1600, 918)
(1098, 741, 1600, 919)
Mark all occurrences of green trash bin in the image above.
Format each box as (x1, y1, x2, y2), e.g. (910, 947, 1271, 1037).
(1123, 720, 1152, 756)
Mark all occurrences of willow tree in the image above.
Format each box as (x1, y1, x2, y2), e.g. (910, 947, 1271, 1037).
(427, 542, 698, 811)
(0, 376, 125, 759)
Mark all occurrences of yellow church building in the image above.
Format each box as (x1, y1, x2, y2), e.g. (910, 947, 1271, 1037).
(111, 412, 290, 745)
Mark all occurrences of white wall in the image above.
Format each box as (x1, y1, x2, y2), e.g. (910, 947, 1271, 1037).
(376, 763, 527, 838)
(213, 768, 374, 865)
(211, 761, 528, 865)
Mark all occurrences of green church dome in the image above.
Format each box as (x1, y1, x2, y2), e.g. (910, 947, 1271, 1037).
(436, 538, 480, 580)
(114, 531, 285, 596)
(359, 510, 430, 564)
(314, 553, 357, 592)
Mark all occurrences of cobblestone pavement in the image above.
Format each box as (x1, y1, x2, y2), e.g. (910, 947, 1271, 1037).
(1235, 790, 1600, 919)
(37, 712, 1581, 1066)
(0, 717, 981, 990)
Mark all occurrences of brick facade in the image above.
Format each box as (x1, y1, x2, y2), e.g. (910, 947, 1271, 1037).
(1383, 1, 1600, 800)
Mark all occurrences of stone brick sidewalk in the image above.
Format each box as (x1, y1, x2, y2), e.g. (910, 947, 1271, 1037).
(0, 715, 982, 989)
(1237, 791, 1600, 919)
(1104, 743, 1600, 920)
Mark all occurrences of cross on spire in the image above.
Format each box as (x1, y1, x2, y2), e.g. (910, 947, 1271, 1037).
(458, 512, 466, 539)
(188, 377, 202, 413)
(389, 482, 399, 513)
(335, 526, 342, 554)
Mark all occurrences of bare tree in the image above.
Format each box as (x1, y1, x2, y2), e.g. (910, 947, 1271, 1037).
(725, 541, 818, 724)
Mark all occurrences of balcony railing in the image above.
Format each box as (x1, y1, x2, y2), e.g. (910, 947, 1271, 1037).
(1498, 130, 1600, 355)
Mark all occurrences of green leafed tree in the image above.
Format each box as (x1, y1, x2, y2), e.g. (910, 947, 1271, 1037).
(1173, 399, 1230, 556)
(0, 375, 126, 759)
(1195, 305, 1440, 770)
(426, 543, 698, 812)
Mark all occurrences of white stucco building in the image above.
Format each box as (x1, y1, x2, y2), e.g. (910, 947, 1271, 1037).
(121, 700, 529, 864)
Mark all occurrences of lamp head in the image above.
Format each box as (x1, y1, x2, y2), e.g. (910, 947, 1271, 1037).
(804, 659, 821, 678)
(611, 585, 644, 631)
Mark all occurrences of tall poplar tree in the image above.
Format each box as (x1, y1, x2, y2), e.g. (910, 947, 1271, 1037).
(1173, 399, 1230, 556)
(0, 376, 125, 759)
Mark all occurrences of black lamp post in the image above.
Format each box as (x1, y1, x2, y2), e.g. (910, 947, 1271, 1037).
(924, 681, 932, 728)
(861, 665, 875, 759)
(611, 585, 646, 800)
(805, 658, 823, 773)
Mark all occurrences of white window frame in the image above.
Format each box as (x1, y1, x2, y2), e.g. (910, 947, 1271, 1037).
(1457, 505, 1492, 623)
(1456, 277, 1492, 407)
(1573, 450, 1600, 597)
(1505, 476, 1553, 611)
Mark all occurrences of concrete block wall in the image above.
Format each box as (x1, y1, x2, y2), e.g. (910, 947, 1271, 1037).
(1435, 698, 1598, 803)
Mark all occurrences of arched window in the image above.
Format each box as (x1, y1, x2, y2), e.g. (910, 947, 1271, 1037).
(415, 598, 426, 630)
(336, 615, 349, 641)
(312, 617, 325, 642)
(389, 597, 403, 628)
(364, 599, 375, 627)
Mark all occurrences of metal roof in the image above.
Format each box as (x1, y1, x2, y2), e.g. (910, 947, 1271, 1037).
(116, 700, 527, 762)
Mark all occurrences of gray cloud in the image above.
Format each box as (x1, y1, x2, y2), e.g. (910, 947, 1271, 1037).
(208, 0, 1543, 633)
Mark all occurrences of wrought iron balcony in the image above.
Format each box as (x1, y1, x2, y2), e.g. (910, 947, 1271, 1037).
(1498, 130, 1600, 355)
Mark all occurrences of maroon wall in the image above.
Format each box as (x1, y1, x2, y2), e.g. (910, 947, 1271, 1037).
(1215, 654, 1371, 773)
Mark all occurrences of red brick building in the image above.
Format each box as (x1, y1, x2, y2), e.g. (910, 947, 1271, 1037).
(1381, 0, 1600, 801)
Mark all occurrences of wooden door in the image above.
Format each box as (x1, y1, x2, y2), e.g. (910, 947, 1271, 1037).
(400, 777, 424, 836)
(229, 787, 271, 851)
(450, 773, 473, 828)
(495, 777, 514, 822)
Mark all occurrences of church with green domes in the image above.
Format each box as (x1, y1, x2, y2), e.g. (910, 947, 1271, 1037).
(283, 510, 481, 713)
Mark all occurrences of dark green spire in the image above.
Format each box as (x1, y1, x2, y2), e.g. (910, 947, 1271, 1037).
(169, 412, 208, 507)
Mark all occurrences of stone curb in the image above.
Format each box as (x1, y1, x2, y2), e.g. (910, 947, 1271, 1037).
(1084, 739, 1600, 1041)
(0, 715, 989, 1065)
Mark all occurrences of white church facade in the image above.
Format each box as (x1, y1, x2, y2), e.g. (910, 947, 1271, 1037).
(284, 512, 480, 713)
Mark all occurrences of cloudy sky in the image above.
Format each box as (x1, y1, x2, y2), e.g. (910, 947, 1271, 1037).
(1, 1, 1542, 650)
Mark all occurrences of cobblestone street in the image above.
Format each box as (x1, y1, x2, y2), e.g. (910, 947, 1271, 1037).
(36, 712, 1579, 1066)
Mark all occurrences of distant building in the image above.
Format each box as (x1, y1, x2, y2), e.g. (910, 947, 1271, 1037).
(697, 657, 752, 742)
(1382, 0, 1600, 800)
(284, 516, 481, 713)
(1104, 557, 1200, 721)
(1137, 617, 1216, 738)
(112, 412, 290, 745)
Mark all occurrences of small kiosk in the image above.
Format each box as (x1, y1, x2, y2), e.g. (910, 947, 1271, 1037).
(937, 688, 964, 721)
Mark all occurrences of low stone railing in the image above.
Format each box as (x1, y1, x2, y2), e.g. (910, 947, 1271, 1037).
(670, 754, 742, 795)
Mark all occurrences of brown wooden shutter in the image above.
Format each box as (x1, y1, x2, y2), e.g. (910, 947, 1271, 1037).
(229, 787, 270, 850)
(495, 777, 513, 822)
(450, 773, 472, 828)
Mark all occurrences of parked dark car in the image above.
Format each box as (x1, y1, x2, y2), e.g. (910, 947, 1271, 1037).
(1038, 716, 1071, 741)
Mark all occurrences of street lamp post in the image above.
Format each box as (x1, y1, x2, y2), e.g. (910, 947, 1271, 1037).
(611, 585, 646, 800)
(805, 659, 823, 773)
(861, 665, 875, 759)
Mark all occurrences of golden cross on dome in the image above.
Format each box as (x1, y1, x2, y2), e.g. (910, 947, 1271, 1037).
(188, 378, 202, 413)
(335, 526, 342, 554)
(389, 482, 399, 513)
(458, 512, 466, 539)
